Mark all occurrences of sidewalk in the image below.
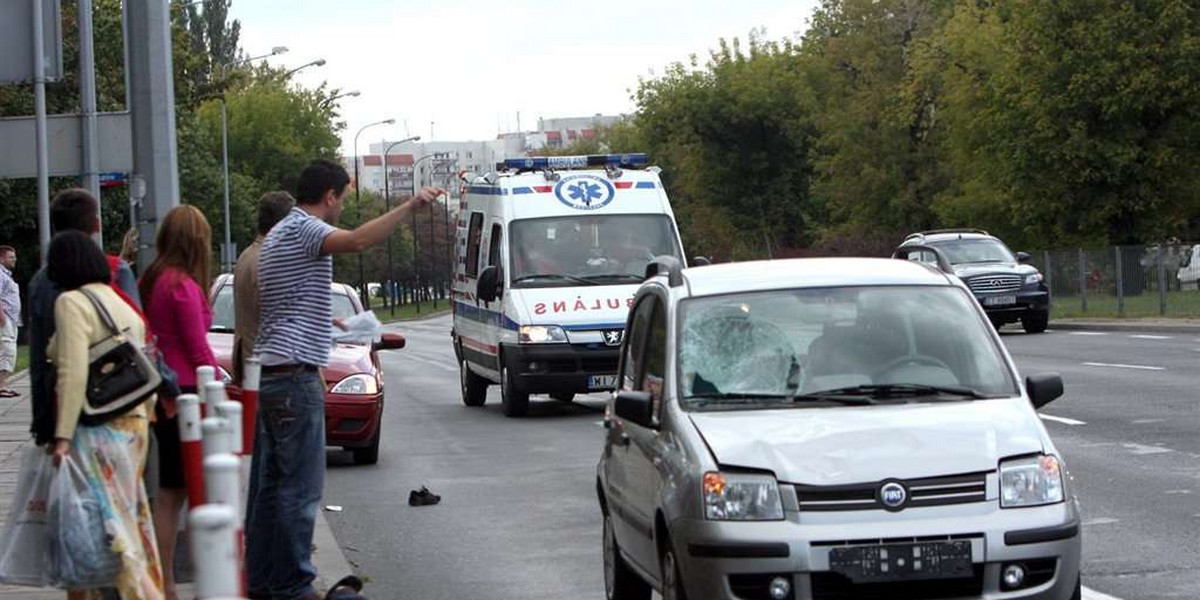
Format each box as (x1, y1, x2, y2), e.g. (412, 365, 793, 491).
(1052, 317, 1200, 333)
(0, 371, 353, 599)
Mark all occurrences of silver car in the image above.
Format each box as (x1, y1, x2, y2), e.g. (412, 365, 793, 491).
(597, 257, 1081, 600)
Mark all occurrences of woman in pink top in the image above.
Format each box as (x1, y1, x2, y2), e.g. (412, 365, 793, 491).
(138, 205, 217, 600)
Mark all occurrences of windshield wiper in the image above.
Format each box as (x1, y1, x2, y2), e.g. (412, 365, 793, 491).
(686, 392, 792, 406)
(512, 274, 598, 286)
(582, 273, 645, 283)
(795, 383, 991, 401)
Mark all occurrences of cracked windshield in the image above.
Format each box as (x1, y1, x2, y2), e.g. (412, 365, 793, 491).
(0, 1, 1193, 600)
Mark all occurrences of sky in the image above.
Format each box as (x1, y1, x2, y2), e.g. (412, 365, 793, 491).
(228, 0, 821, 155)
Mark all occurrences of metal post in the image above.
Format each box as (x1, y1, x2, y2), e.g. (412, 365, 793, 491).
(127, 0, 181, 269)
(202, 416, 234, 458)
(1079, 248, 1088, 314)
(1157, 245, 1167, 316)
(189, 504, 240, 599)
(177, 394, 206, 509)
(384, 162, 393, 316)
(197, 365, 216, 416)
(221, 100, 232, 273)
(444, 193, 451, 306)
(78, 0, 102, 245)
(1115, 246, 1124, 317)
(1044, 251, 1052, 296)
(430, 200, 437, 309)
(32, 0, 51, 264)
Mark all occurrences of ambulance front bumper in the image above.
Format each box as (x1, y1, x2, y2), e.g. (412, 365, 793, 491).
(502, 343, 621, 394)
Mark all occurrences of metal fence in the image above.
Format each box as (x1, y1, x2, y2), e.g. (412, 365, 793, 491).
(1029, 243, 1200, 318)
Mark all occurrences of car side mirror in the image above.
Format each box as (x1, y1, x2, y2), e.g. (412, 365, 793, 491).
(1016, 251, 1032, 263)
(1026, 373, 1063, 409)
(613, 391, 655, 429)
(373, 332, 406, 351)
(477, 266, 502, 302)
(692, 256, 712, 267)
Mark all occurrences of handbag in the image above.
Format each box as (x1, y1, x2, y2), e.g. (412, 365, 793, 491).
(77, 288, 161, 425)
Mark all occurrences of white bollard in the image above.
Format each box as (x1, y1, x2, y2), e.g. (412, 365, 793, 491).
(196, 366, 217, 415)
(204, 454, 241, 514)
(213, 398, 243, 453)
(189, 504, 240, 599)
(202, 416, 234, 458)
(177, 394, 207, 508)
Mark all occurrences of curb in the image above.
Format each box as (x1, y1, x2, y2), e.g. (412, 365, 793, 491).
(1050, 320, 1200, 334)
(313, 509, 355, 592)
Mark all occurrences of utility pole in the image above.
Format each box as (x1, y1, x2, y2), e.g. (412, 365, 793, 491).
(126, 0, 180, 268)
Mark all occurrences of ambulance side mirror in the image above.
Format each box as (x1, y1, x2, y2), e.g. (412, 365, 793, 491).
(477, 266, 502, 302)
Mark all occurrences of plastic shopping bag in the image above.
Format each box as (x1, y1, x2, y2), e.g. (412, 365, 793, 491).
(47, 455, 121, 589)
(0, 446, 55, 586)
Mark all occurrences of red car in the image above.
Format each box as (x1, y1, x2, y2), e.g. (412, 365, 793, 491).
(207, 274, 406, 464)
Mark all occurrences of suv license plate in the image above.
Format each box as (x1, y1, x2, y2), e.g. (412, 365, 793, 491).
(588, 375, 617, 390)
(984, 295, 1017, 307)
(829, 541, 973, 583)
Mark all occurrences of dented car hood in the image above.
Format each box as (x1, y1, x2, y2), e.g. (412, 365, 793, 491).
(688, 399, 1045, 485)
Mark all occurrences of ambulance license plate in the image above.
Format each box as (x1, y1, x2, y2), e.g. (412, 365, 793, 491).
(588, 375, 617, 390)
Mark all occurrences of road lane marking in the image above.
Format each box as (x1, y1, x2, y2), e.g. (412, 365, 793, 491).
(1164, 489, 1191, 495)
(1069, 332, 1108, 336)
(1082, 362, 1165, 371)
(1083, 517, 1120, 526)
(1039, 414, 1086, 426)
(1083, 586, 1126, 600)
(402, 353, 458, 372)
(1129, 334, 1172, 340)
(1131, 418, 1166, 424)
(1121, 442, 1173, 455)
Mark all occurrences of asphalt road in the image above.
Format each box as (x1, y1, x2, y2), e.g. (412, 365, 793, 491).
(320, 314, 1198, 600)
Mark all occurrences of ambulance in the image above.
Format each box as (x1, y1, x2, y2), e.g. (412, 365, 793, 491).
(452, 153, 689, 417)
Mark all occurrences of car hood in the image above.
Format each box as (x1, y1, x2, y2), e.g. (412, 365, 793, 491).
(205, 331, 377, 385)
(510, 286, 639, 342)
(952, 262, 1038, 278)
(688, 400, 1045, 485)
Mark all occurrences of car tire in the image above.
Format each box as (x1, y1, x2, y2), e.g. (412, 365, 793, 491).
(460, 355, 488, 407)
(500, 360, 530, 417)
(1023, 310, 1050, 334)
(660, 535, 688, 600)
(551, 392, 575, 403)
(603, 513, 650, 600)
(352, 424, 381, 465)
(1070, 576, 1081, 600)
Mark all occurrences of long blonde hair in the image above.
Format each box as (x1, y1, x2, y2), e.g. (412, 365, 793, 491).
(139, 205, 212, 302)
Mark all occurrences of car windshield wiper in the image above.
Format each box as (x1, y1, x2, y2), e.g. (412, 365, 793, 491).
(795, 383, 992, 401)
(685, 392, 793, 406)
(582, 273, 645, 283)
(511, 274, 598, 286)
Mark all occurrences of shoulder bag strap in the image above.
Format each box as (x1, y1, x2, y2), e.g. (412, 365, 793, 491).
(78, 287, 123, 339)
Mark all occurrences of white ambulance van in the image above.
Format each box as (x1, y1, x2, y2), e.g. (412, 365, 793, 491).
(452, 153, 689, 417)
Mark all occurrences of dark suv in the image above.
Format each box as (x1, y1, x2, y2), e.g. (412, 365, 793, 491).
(896, 229, 1050, 333)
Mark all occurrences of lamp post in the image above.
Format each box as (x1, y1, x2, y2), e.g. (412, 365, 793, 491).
(383, 135, 421, 316)
(322, 90, 360, 108)
(353, 118, 396, 307)
(218, 46, 288, 273)
(281, 58, 326, 79)
(410, 154, 437, 314)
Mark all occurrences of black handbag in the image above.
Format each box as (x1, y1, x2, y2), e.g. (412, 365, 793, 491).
(77, 288, 161, 425)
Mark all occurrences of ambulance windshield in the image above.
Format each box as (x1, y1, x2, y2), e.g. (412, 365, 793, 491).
(510, 214, 681, 288)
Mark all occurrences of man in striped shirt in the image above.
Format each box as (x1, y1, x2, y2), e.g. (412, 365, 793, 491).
(247, 159, 444, 600)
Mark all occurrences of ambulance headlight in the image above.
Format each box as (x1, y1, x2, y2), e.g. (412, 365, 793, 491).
(519, 325, 568, 344)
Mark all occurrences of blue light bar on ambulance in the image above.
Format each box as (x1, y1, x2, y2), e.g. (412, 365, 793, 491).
(500, 153, 649, 171)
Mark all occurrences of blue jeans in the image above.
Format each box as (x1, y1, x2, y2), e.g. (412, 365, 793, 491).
(245, 368, 325, 599)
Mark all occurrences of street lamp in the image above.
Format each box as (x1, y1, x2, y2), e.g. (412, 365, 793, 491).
(383, 135, 421, 316)
(353, 118, 396, 307)
(410, 154, 437, 315)
(322, 90, 360, 108)
(218, 46, 288, 273)
(281, 58, 326, 79)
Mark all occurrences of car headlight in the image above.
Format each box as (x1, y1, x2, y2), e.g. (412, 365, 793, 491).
(331, 374, 379, 395)
(518, 325, 568, 344)
(1024, 273, 1044, 285)
(703, 472, 784, 521)
(1000, 455, 1064, 508)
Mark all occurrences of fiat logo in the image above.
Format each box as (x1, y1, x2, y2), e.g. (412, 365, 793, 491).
(879, 482, 908, 510)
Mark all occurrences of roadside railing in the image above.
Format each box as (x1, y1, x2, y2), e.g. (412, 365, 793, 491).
(1029, 243, 1199, 318)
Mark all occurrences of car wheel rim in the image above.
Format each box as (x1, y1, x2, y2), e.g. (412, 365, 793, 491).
(662, 549, 678, 600)
(603, 516, 616, 598)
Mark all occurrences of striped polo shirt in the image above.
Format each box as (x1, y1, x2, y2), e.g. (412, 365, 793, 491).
(255, 207, 337, 367)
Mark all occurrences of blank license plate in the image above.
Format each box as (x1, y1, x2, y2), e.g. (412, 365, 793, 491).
(984, 295, 1017, 306)
(588, 375, 617, 390)
(829, 541, 973, 583)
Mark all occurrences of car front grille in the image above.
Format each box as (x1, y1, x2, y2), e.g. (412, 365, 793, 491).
(967, 275, 1022, 294)
(793, 472, 989, 512)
